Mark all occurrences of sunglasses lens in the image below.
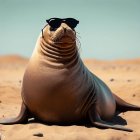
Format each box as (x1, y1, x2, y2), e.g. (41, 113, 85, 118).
(65, 18, 79, 29)
(47, 18, 61, 29)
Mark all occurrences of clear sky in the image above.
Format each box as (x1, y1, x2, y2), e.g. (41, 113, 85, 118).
(0, 0, 140, 60)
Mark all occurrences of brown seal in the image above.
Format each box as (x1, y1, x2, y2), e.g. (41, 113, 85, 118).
(0, 18, 140, 132)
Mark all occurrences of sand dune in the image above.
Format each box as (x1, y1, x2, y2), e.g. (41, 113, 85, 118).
(0, 55, 140, 140)
(0, 55, 28, 64)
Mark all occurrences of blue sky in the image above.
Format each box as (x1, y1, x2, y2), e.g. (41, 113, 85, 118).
(0, 0, 140, 60)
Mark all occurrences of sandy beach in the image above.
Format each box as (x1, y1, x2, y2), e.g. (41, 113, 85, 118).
(0, 55, 140, 140)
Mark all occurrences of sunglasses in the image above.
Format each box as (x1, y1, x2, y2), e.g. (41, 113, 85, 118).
(41, 18, 79, 38)
(46, 18, 79, 29)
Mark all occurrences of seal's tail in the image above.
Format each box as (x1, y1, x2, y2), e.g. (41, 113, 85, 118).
(113, 93, 140, 112)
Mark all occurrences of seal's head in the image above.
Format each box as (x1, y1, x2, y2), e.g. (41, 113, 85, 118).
(42, 18, 79, 46)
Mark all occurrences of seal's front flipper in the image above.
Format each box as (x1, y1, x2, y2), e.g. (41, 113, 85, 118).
(0, 102, 30, 125)
(88, 110, 133, 132)
(113, 93, 140, 112)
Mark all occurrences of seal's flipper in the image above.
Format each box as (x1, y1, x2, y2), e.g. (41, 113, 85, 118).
(0, 102, 30, 124)
(88, 110, 133, 132)
(113, 93, 140, 112)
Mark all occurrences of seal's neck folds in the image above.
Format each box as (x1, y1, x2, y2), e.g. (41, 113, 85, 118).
(38, 37, 79, 69)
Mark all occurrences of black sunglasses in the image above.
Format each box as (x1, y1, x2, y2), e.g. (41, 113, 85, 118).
(46, 18, 79, 29)
(41, 18, 79, 38)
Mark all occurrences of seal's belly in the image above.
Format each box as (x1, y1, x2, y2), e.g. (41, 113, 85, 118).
(22, 67, 87, 123)
(23, 86, 83, 123)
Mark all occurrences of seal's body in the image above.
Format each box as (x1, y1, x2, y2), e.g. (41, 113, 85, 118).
(0, 20, 140, 132)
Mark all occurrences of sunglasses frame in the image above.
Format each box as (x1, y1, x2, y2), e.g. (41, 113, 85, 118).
(46, 18, 79, 29)
(41, 18, 79, 38)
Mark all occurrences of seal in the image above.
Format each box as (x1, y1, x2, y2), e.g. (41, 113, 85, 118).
(0, 18, 140, 132)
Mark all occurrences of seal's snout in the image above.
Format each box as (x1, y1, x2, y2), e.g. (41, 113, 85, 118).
(51, 23, 76, 43)
(63, 27, 67, 33)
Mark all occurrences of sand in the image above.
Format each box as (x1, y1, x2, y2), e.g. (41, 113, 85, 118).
(0, 55, 140, 140)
